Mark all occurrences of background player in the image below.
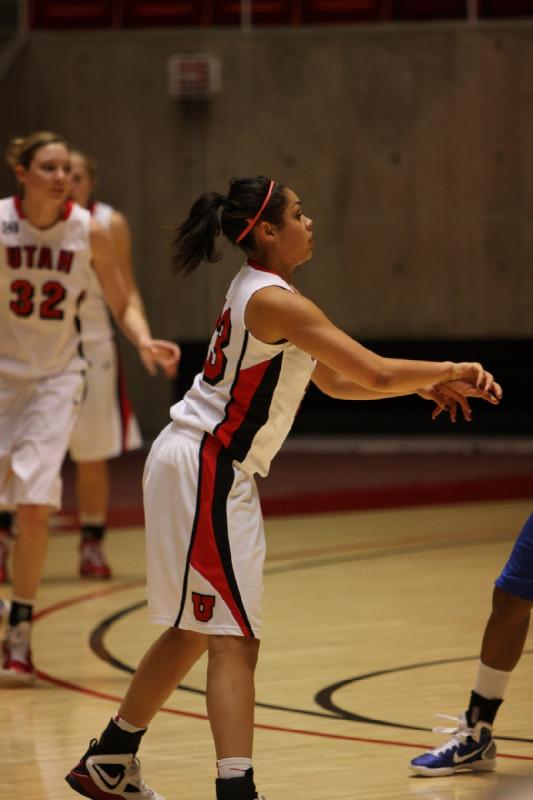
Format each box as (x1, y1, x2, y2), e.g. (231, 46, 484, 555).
(410, 513, 533, 776)
(0, 131, 180, 682)
(69, 149, 150, 579)
(0, 149, 178, 581)
(66, 176, 500, 800)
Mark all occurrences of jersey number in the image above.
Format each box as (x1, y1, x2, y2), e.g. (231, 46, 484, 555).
(203, 308, 232, 386)
(10, 279, 67, 320)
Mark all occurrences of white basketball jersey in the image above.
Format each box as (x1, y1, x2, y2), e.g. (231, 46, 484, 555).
(0, 197, 92, 378)
(79, 201, 114, 344)
(171, 261, 316, 477)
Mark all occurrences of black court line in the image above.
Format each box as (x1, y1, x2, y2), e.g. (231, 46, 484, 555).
(89, 600, 533, 745)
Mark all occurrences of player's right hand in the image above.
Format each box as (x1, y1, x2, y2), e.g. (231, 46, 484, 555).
(450, 362, 497, 393)
(139, 339, 181, 378)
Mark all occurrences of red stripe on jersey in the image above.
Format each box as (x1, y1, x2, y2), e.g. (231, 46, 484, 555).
(190, 435, 252, 637)
(247, 259, 279, 276)
(62, 201, 73, 220)
(116, 344, 133, 452)
(215, 359, 271, 450)
(14, 196, 25, 219)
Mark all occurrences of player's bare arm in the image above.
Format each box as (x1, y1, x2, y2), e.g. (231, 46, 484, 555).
(245, 286, 492, 394)
(312, 364, 501, 424)
(90, 219, 179, 376)
(109, 210, 147, 316)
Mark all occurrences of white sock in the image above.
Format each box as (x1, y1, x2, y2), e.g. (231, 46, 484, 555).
(217, 757, 252, 779)
(474, 660, 512, 700)
(113, 713, 146, 734)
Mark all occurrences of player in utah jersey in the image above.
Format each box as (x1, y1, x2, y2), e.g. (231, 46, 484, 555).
(68, 150, 155, 579)
(0, 151, 150, 581)
(67, 176, 501, 800)
(0, 131, 180, 684)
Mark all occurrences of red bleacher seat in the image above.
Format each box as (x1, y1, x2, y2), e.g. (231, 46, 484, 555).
(29, 0, 120, 28)
(123, 0, 207, 26)
(301, 0, 388, 24)
(391, 0, 466, 19)
(478, 0, 533, 17)
(211, 0, 298, 25)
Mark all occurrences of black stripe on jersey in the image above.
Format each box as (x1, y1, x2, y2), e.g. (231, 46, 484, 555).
(75, 291, 85, 360)
(213, 331, 249, 436)
(228, 352, 283, 463)
(211, 447, 255, 638)
(174, 433, 207, 628)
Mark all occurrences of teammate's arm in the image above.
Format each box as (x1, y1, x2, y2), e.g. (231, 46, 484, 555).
(245, 286, 492, 394)
(90, 219, 179, 376)
(109, 210, 147, 317)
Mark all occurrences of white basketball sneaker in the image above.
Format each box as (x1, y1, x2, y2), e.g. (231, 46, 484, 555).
(66, 740, 164, 799)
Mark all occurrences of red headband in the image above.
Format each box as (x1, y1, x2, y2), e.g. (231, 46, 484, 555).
(236, 180, 276, 244)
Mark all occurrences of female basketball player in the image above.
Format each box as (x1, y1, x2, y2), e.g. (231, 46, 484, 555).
(0, 131, 180, 684)
(66, 176, 500, 800)
(0, 149, 157, 583)
(69, 149, 166, 579)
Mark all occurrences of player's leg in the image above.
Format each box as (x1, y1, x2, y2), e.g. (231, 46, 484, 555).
(1, 504, 48, 681)
(0, 371, 84, 683)
(66, 429, 266, 799)
(0, 509, 14, 583)
(207, 635, 263, 800)
(0, 378, 19, 586)
(66, 424, 206, 799)
(70, 339, 142, 580)
(76, 459, 112, 579)
(410, 513, 533, 777)
(66, 627, 207, 800)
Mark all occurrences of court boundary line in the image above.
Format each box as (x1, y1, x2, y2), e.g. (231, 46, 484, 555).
(32, 580, 533, 760)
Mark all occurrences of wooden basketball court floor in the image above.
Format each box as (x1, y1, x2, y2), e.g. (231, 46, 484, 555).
(2, 497, 533, 800)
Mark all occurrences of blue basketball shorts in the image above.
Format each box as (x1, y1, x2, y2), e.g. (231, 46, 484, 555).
(495, 513, 533, 602)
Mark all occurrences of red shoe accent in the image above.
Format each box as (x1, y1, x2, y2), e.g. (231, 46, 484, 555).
(80, 540, 112, 580)
(67, 770, 116, 800)
(1, 627, 36, 683)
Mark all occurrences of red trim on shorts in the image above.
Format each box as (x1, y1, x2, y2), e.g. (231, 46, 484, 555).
(115, 343, 134, 452)
(190, 435, 253, 637)
(214, 358, 271, 449)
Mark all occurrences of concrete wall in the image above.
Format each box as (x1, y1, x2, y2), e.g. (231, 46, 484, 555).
(1, 21, 532, 435)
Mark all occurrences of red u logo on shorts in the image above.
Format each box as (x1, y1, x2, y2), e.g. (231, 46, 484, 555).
(192, 592, 216, 622)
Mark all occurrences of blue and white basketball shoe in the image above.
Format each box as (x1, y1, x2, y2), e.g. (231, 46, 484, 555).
(410, 713, 496, 777)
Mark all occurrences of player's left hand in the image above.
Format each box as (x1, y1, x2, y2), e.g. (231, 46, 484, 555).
(418, 379, 502, 423)
(139, 339, 181, 378)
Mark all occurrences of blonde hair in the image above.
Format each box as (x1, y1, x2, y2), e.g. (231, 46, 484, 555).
(70, 149, 98, 183)
(5, 131, 68, 170)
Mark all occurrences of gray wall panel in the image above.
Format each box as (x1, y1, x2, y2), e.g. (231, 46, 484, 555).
(1, 22, 531, 434)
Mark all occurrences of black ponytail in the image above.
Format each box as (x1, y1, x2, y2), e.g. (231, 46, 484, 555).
(172, 192, 225, 275)
(172, 176, 287, 275)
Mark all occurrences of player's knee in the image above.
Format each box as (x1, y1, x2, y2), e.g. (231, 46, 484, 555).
(492, 586, 533, 619)
(16, 504, 49, 527)
(208, 634, 260, 671)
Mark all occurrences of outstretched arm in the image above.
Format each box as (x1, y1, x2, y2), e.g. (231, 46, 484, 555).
(246, 286, 494, 395)
(312, 363, 502, 423)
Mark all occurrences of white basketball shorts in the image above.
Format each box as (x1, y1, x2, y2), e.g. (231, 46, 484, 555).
(0, 370, 85, 509)
(143, 423, 265, 639)
(69, 338, 142, 462)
